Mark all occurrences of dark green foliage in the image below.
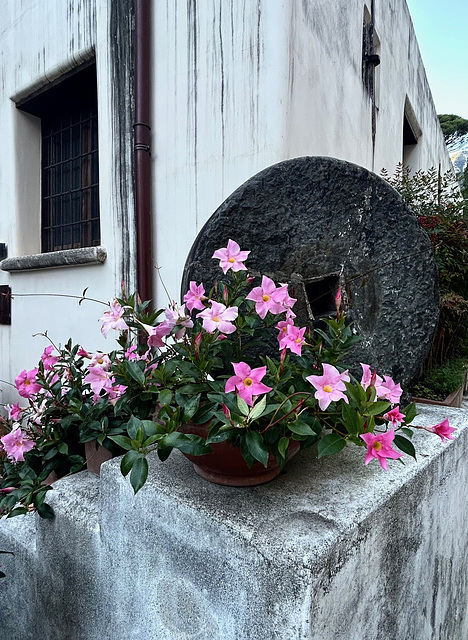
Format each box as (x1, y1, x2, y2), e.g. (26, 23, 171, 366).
(438, 114, 468, 144)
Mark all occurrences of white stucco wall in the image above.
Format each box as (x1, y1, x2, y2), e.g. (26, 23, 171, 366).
(0, 0, 452, 398)
(151, 0, 452, 308)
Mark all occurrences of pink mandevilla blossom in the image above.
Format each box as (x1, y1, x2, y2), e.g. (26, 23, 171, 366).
(225, 362, 272, 407)
(41, 345, 59, 371)
(360, 430, 403, 470)
(426, 418, 456, 442)
(276, 316, 295, 345)
(183, 281, 206, 312)
(212, 239, 250, 274)
(306, 363, 350, 411)
(1, 428, 35, 463)
(278, 324, 307, 356)
(89, 352, 112, 371)
(77, 347, 90, 358)
(379, 376, 403, 404)
(124, 345, 143, 361)
(140, 321, 172, 349)
(383, 406, 406, 427)
(360, 363, 386, 398)
(15, 369, 41, 399)
(246, 276, 290, 319)
(107, 384, 128, 405)
(197, 301, 238, 334)
(6, 403, 23, 421)
(84, 367, 114, 396)
(99, 299, 129, 337)
(164, 304, 194, 339)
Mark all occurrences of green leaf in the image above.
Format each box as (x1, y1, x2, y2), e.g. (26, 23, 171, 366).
(120, 450, 141, 476)
(36, 503, 55, 519)
(402, 402, 418, 425)
(108, 435, 134, 451)
(341, 403, 365, 435)
(245, 431, 269, 467)
(394, 434, 416, 459)
(142, 434, 163, 448)
(141, 420, 165, 436)
(237, 396, 250, 417)
(182, 394, 201, 422)
(58, 442, 69, 455)
(278, 436, 289, 459)
(400, 427, 413, 439)
(288, 421, 315, 436)
(249, 396, 267, 421)
(318, 433, 347, 458)
(158, 389, 173, 406)
(43, 447, 58, 461)
(126, 415, 143, 440)
(163, 432, 211, 455)
(127, 361, 146, 386)
(130, 457, 149, 494)
(364, 401, 391, 417)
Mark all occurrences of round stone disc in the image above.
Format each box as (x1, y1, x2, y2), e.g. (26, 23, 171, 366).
(182, 156, 439, 388)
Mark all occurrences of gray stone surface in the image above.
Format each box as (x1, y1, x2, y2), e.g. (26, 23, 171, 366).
(182, 156, 439, 387)
(0, 246, 107, 271)
(1, 404, 467, 639)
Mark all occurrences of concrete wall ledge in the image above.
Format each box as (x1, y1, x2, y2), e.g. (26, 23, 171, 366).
(0, 404, 467, 639)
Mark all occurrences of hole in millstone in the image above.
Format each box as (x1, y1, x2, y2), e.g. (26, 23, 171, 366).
(304, 273, 341, 320)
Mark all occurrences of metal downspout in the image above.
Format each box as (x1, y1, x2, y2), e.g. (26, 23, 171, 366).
(133, 0, 153, 303)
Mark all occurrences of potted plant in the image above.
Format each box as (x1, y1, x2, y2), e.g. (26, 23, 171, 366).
(0, 240, 455, 517)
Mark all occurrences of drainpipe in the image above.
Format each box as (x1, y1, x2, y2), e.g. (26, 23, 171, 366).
(133, 0, 153, 304)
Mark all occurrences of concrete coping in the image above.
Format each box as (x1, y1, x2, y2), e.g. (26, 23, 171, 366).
(0, 246, 107, 272)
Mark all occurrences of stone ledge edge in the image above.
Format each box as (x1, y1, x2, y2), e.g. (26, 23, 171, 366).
(0, 246, 107, 272)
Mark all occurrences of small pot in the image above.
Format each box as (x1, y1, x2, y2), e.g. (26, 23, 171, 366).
(179, 422, 300, 487)
(84, 440, 113, 476)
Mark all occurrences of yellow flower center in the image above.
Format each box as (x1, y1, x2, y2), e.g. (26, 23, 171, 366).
(212, 316, 220, 322)
(323, 384, 333, 393)
(25, 379, 31, 386)
(228, 257, 236, 263)
(373, 441, 382, 451)
(295, 337, 302, 344)
(244, 378, 253, 387)
(262, 294, 270, 302)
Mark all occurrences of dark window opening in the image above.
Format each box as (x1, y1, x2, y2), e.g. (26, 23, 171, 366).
(17, 63, 100, 253)
(304, 274, 341, 320)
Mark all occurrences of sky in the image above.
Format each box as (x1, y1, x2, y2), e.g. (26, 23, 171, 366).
(406, 0, 468, 119)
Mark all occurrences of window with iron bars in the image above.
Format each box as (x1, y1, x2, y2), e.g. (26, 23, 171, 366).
(17, 63, 100, 252)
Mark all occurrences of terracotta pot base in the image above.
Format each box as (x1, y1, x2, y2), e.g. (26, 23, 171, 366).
(180, 422, 300, 487)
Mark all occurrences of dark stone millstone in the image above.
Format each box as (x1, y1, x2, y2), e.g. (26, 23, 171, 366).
(182, 156, 439, 389)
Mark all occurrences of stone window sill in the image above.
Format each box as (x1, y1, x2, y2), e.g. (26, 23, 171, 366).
(0, 246, 107, 272)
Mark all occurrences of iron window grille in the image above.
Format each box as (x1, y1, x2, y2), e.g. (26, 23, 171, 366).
(17, 63, 100, 253)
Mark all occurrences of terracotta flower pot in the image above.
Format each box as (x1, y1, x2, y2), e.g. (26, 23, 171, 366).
(179, 422, 300, 487)
(84, 440, 113, 476)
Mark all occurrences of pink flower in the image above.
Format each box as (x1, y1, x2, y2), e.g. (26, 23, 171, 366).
(164, 304, 194, 339)
(278, 324, 307, 356)
(124, 345, 142, 361)
(77, 347, 90, 358)
(107, 384, 128, 405)
(306, 363, 350, 410)
(41, 346, 59, 371)
(6, 403, 23, 421)
(246, 276, 289, 319)
(379, 376, 403, 404)
(84, 367, 114, 395)
(360, 430, 403, 470)
(225, 362, 272, 407)
(383, 406, 406, 427)
(276, 316, 295, 345)
(140, 321, 172, 349)
(360, 363, 384, 393)
(212, 239, 250, 274)
(197, 301, 238, 334)
(89, 352, 112, 371)
(276, 284, 297, 315)
(99, 299, 129, 337)
(183, 282, 206, 312)
(1, 428, 35, 463)
(15, 369, 41, 398)
(426, 418, 456, 442)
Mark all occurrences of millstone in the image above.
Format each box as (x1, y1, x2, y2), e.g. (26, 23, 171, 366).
(182, 156, 439, 388)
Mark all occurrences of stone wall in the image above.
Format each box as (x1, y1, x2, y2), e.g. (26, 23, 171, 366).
(0, 404, 467, 639)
